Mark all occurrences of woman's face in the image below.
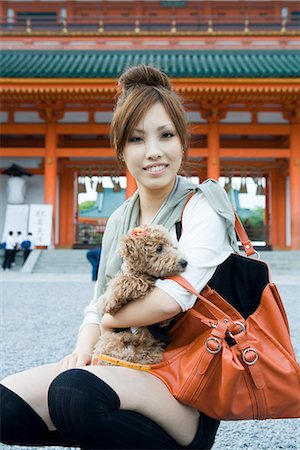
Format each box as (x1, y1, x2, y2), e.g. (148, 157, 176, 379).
(123, 102, 183, 195)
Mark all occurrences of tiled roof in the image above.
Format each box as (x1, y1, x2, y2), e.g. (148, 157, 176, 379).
(1, 50, 299, 78)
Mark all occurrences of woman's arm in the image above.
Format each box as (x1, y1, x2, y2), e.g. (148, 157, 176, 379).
(101, 287, 181, 332)
(59, 323, 100, 371)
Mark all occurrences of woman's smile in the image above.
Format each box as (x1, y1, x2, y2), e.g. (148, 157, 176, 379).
(143, 163, 170, 176)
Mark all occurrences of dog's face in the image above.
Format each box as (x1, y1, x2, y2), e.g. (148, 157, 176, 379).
(119, 225, 187, 278)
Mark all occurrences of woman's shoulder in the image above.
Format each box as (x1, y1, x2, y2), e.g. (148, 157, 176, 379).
(183, 190, 216, 222)
(182, 179, 235, 224)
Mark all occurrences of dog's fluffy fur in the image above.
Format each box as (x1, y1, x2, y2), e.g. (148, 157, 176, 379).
(92, 225, 187, 365)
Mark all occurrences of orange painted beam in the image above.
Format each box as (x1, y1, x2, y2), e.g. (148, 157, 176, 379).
(1, 78, 299, 91)
(56, 148, 116, 157)
(188, 124, 208, 134)
(289, 122, 300, 249)
(0, 123, 290, 136)
(220, 148, 289, 158)
(186, 148, 208, 157)
(219, 124, 289, 135)
(0, 147, 290, 160)
(173, 78, 300, 90)
(0, 148, 45, 157)
(57, 124, 110, 134)
(0, 124, 46, 134)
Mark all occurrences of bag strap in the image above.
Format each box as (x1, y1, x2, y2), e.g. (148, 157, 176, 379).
(233, 209, 255, 257)
(168, 274, 238, 326)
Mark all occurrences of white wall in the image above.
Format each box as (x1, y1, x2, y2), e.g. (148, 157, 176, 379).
(0, 175, 44, 240)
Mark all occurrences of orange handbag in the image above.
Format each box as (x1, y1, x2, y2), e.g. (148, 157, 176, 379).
(94, 212, 300, 420)
(146, 213, 300, 420)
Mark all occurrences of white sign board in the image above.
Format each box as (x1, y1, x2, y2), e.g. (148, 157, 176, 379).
(2, 204, 29, 241)
(28, 204, 53, 246)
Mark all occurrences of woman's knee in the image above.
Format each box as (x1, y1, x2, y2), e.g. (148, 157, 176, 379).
(48, 369, 120, 444)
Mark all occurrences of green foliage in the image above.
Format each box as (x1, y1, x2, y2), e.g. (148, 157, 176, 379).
(79, 200, 96, 211)
(241, 207, 265, 241)
(242, 207, 264, 226)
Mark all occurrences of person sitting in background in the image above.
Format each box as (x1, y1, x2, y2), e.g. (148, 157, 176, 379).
(2, 231, 16, 271)
(21, 232, 35, 264)
(86, 247, 101, 281)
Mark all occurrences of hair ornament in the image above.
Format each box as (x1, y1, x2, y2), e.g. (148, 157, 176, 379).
(130, 227, 148, 238)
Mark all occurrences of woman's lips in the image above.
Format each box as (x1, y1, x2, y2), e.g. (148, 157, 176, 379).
(143, 164, 169, 175)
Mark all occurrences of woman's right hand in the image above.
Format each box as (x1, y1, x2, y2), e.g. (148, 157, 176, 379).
(59, 351, 92, 372)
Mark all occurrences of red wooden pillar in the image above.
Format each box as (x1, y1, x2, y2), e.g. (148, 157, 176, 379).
(59, 168, 74, 247)
(126, 169, 137, 198)
(289, 121, 300, 249)
(277, 172, 287, 248)
(44, 121, 57, 247)
(207, 121, 220, 180)
(270, 169, 279, 248)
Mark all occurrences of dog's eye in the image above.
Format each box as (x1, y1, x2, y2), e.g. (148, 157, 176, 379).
(156, 244, 163, 253)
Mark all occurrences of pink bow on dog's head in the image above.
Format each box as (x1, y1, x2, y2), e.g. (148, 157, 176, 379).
(130, 227, 148, 239)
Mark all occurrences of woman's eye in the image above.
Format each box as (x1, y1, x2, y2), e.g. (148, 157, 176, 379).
(129, 136, 143, 143)
(162, 132, 174, 139)
(156, 244, 163, 253)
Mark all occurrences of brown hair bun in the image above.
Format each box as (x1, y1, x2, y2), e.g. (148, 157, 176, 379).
(118, 64, 172, 92)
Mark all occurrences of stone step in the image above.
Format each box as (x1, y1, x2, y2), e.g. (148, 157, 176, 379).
(33, 249, 90, 274)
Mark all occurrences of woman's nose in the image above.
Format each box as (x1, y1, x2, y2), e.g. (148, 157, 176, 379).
(145, 141, 163, 159)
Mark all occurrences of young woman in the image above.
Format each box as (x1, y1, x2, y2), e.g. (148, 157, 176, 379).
(0, 64, 238, 449)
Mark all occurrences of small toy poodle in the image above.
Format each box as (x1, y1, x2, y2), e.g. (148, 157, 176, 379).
(92, 225, 187, 365)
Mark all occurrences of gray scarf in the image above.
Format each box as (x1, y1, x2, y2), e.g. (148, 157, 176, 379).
(95, 176, 238, 299)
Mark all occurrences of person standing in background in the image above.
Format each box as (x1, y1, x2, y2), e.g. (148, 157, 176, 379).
(2, 231, 16, 271)
(86, 247, 101, 281)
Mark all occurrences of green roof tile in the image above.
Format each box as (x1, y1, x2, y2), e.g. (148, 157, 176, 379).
(0, 50, 299, 78)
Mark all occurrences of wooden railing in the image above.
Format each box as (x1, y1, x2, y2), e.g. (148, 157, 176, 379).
(1, 15, 299, 33)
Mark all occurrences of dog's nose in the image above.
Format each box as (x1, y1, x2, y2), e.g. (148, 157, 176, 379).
(179, 259, 188, 268)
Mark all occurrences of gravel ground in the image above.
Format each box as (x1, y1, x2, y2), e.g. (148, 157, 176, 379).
(0, 280, 299, 450)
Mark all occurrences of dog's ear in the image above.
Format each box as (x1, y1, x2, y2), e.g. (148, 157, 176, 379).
(118, 234, 135, 259)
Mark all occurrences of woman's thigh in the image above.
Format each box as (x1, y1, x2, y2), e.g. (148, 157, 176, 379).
(1, 362, 61, 430)
(82, 365, 199, 446)
(1, 363, 199, 445)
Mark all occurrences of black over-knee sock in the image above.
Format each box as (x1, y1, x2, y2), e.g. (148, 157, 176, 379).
(0, 384, 77, 446)
(48, 369, 219, 450)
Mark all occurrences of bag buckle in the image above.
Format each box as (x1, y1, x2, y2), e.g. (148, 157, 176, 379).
(205, 337, 222, 354)
(242, 347, 259, 365)
(227, 321, 246, 339)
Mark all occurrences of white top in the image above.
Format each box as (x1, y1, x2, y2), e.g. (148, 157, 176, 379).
(5, 235, 16, 250)
(155, 192, 232, 311)
(80, 192, 233, 329)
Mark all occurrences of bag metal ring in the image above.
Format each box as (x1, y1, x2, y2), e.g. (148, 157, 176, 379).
(242, 347, 258, 365)
(205, 337, 222, 354)
(234, 321, 246, 334)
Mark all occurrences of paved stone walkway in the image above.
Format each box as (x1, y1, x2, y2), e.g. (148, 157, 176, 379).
(1, 275, 299, 450)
